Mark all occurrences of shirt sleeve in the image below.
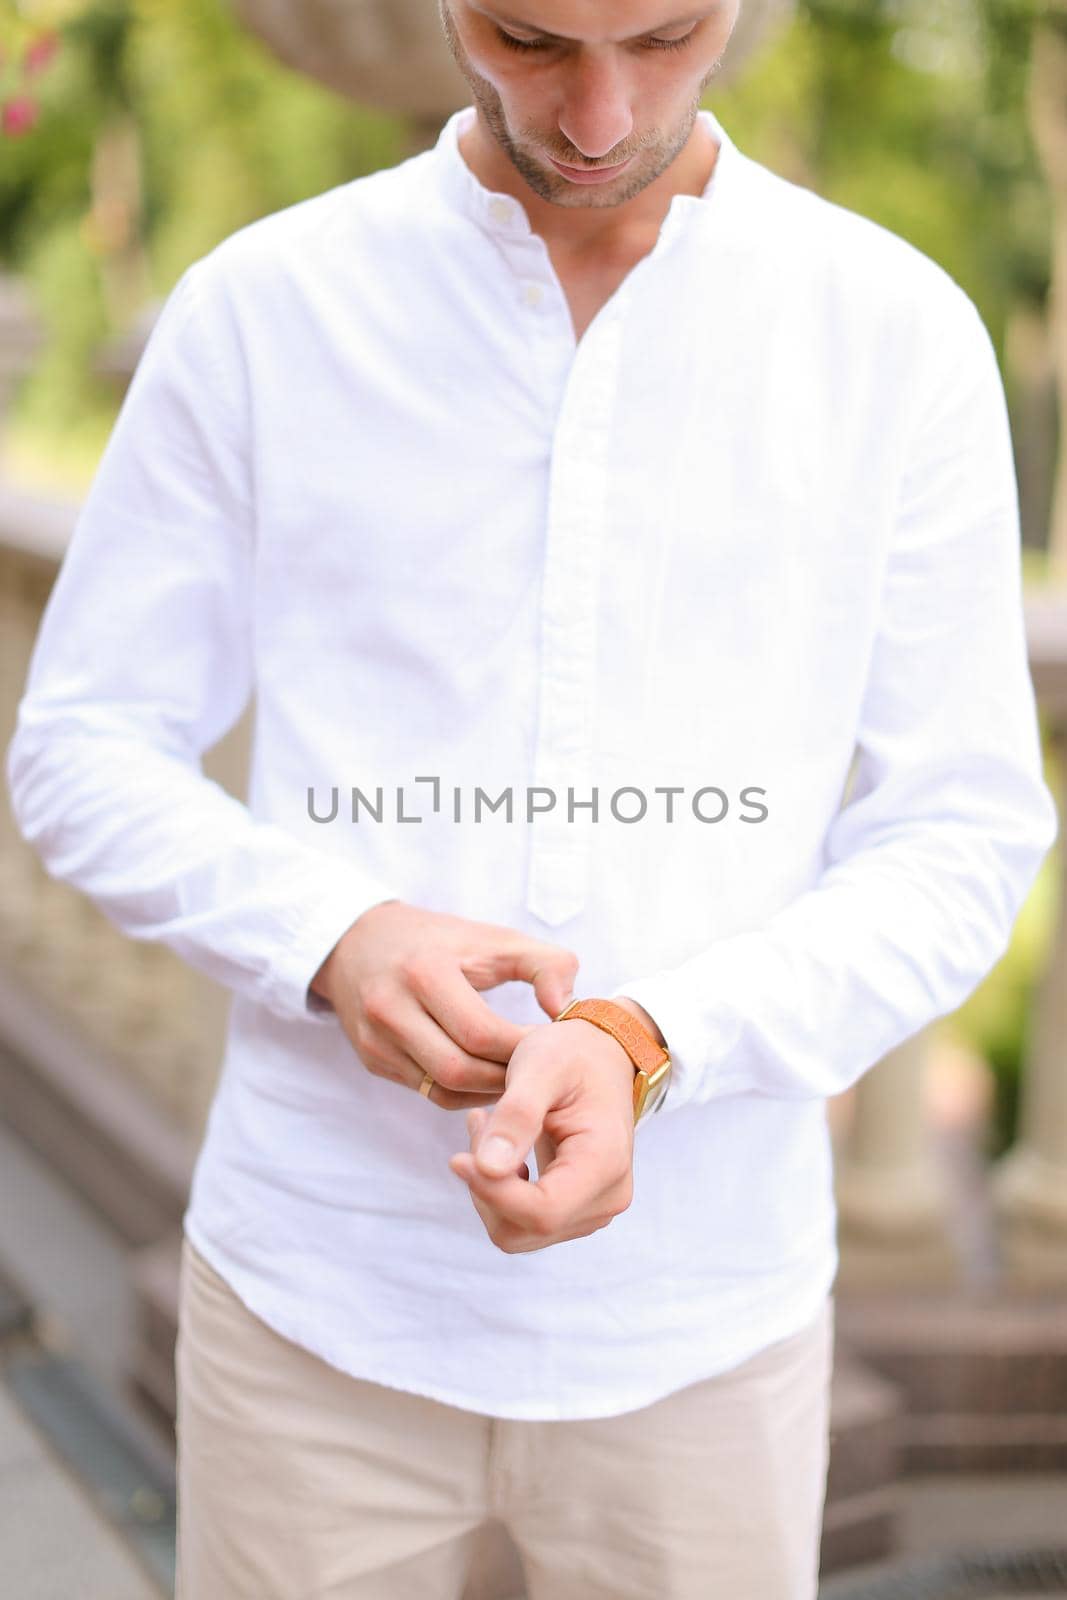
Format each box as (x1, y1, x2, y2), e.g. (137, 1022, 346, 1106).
(4, 256, 399, 1026)
(608, 284, 1059, 1111)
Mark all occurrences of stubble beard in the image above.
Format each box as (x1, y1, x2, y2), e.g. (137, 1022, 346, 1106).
(438, 1, 722, 209)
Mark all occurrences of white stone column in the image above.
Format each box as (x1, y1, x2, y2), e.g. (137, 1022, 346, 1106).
(993, 731, 1067, 1285)
(834, 1033, 957, 1288)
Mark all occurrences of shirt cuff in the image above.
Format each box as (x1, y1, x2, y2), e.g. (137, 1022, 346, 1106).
(606, 972, 719, 1115)
(273, 871, 400, 1026)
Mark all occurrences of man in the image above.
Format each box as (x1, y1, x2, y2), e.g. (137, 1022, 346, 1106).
(5, 2, 1057, 1596)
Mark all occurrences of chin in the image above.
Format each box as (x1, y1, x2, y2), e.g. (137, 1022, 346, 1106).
(526, 153, 658, 209)
(548, 186, 640, 209)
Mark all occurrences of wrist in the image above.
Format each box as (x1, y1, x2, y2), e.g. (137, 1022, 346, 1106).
(566, 1017, 638, 1079)
(309, 899, 401, 1006)
(555, 996, 671, 1124)
(310, 930, 353, 1006)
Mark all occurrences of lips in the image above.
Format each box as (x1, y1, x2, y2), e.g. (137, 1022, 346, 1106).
(547, 154, 634, 185)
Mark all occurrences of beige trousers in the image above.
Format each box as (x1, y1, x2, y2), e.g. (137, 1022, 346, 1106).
(175, 1236, 834, 1600)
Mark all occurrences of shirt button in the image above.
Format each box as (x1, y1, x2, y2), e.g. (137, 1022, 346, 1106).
(489, 198, 513, 225)
(522, 283, 544, 308)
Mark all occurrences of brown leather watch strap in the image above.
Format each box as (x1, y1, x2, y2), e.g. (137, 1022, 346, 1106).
(554, 997, 669, 1075)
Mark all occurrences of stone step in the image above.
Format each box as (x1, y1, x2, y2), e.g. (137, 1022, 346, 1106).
(0, 964, 194, 1248)
(2, 1341, 176, 1595)
(823, 1358, 904, 1572)
(0, 1375, 164, 1600)
(837, 1292, 1067, 1471)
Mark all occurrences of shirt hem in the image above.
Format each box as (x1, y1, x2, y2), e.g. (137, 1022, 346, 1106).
(181, 1212, 838, 1423)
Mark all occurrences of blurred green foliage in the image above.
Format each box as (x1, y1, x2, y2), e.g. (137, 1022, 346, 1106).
(0, 0, 1061, 1148)
(1, 0, 405, 470)
(955, 724, 1061, 1160)
(716, 0, 1052, 345)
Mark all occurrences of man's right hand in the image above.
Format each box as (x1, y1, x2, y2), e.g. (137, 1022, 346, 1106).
(309, 900, 579, 1110)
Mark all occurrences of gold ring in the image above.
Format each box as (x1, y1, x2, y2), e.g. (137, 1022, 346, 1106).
(419, 1072, 435, 1098)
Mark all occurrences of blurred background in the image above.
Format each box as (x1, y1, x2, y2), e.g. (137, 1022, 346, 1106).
(1, 0, 1066, 1596)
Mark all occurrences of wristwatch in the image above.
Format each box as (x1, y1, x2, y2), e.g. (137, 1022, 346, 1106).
(554, 998, 671, 1125)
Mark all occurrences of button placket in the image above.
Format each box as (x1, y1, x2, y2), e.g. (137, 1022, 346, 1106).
(525, 309, 624, 927)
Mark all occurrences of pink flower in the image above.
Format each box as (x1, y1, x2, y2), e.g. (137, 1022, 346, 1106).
(2, 96, 39, 137)
(23, 31, 60, 77)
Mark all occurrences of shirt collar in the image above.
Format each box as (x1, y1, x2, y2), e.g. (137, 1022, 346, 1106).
(433, 102, 741, 239)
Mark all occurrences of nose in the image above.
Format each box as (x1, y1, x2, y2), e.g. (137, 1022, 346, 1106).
(556, 50, 634, 162)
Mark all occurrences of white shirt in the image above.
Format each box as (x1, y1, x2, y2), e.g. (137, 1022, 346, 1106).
(6, 106, 1057, 1420)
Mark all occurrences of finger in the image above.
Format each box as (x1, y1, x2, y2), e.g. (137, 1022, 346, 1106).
(450, 1156, 500, 1233)
(359, 1029, 440, 1090)
(427, 1084, 507, 1111)
(471, 1066, 566, 1178)
(448, 1153, 550, 1232)
(467, 1107, 529, 1180)
(373, 993, 510, 1095)
(462, 933, 580, 1023)
(451, 1127, 608, 1233)
(453, 1116, 525, 1225)
(411, 960, 535, 1064)
(422, 1071, 508, 1107)
(533, 1129, 558, 1176)
(359, 1033, 504, 1110)
(467, 1107, 489, 1141)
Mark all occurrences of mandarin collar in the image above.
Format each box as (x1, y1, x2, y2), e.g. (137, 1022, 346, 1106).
(433, 102, 741, 237)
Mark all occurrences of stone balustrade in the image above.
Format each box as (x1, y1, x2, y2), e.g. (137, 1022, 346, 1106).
(0, 525, 247, 1143)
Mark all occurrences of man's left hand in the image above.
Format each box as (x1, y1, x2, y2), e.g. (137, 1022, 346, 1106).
(448, 1019, 636, 1253)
